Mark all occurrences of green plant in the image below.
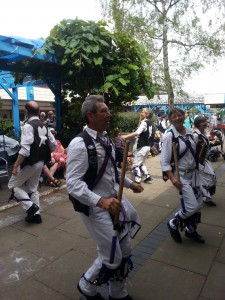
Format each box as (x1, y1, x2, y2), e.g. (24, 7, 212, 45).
(0, 119, 14, 138)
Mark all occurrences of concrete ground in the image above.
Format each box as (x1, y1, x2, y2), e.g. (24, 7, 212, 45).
(0, 153, 225, 300)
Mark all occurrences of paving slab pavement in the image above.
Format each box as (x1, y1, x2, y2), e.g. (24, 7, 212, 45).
(0, 154, 225, 300)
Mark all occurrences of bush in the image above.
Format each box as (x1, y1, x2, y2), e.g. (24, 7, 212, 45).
(0, 119, 14, 138)
(110, 112, 140, 134)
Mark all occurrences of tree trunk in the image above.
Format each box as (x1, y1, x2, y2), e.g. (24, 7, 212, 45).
(162, 2, 174, 111)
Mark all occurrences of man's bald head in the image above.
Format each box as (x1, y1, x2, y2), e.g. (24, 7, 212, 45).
(25, 101, 40, 116)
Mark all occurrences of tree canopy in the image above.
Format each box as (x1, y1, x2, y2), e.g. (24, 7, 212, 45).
(45, 19, 156, 109)
(100, 0, 225, 108)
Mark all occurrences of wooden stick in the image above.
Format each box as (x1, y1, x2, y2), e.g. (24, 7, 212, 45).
(172, 142, 180, 181)
(109, 140, 130, 264)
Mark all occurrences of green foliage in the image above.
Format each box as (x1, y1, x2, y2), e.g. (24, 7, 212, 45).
(0, 119, 14, 138)
(109, 110, 156, 136)
(43, 18, 157, 139)
(110, 111, 140, 134)
(100, 0, 225, 107)
(45, 19, 155, 104)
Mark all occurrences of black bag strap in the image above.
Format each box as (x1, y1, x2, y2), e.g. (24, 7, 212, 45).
(96, 136, 119, 184)
(169, 129, 197, 168)
(69, 130, 109, 216)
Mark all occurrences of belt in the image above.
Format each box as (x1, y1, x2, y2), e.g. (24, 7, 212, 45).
(178, 168, 194, 174)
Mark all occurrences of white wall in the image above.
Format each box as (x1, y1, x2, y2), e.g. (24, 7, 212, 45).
(204, 93, 225, 105)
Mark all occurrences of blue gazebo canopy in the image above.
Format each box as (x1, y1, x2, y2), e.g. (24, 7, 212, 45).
(0, 35, 62, 138)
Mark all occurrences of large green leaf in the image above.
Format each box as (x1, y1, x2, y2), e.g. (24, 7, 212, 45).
(94, 57, 103, 65)
(118, 78, 127, 86)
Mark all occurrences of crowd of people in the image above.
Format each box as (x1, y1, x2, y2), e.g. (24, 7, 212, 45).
(7, 98, 221, 300)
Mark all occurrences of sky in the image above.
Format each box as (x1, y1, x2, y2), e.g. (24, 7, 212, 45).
(1, 0, 225, 96)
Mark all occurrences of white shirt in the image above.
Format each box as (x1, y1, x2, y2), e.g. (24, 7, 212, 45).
(19, 116, 56, 157)
(136, 119, 152, 137)
(160, 126, 196, 172)
(66, 127, 133, 207)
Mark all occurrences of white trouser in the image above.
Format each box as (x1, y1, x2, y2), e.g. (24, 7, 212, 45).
(159, 132, 164, 151)
(8, 161, 44, 213)
(132, 146, 150, 171)
(177, 170, 203, 219)
(198, 160, 216, 200)
(79, 205, 132, 298)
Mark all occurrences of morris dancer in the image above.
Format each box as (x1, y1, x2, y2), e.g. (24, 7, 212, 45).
(121, 108, 154, 183)
(66, 95, 143, 300)
(8, 101, 56, 224)
(160, 108, 205, 244)
(193, 116, 217, 206)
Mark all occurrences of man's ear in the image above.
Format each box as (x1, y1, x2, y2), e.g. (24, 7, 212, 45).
(86, 111, 93, 122)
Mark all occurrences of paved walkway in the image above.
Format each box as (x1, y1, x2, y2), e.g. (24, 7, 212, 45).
(0, 154, 225, 300)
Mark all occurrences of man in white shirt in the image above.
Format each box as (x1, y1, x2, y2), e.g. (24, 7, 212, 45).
(8, 101, 56, 224)
(67, 95, 143, 300)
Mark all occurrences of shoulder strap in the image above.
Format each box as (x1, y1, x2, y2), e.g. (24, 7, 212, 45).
(169, 129, 178, 171)
(68, 130, 101, 217)
(77, 130, 98, 190)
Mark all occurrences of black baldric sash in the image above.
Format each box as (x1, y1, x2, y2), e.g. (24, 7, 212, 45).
(69, 130, 118, 216)
(96, 136, 119, 184)
(163, 130, 197, 182)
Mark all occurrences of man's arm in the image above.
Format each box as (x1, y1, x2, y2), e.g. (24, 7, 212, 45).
(12, 154, 25, 175)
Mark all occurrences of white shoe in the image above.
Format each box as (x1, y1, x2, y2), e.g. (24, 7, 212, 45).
(135, 176, 142, 183)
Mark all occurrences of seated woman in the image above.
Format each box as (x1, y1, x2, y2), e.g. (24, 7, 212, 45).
(208, 130, 220, 146)
(42, 162, 61, 187)
(50, 128, 67, 178)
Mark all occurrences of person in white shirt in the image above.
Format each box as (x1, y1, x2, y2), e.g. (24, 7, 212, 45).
(161, 108, 204, 244)
(121, 108, 154, 183)
(66, 95, 143, 300)
(8, 101, 56, 224)
(210, 112, 218, 129)
(193, 116, 216, 206)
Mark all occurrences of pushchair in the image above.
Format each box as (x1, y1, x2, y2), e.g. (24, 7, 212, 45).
(207, 129, 225, 162)
(0, 134, 20, 166)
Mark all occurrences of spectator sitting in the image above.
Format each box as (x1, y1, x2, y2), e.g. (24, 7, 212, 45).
(113, 129, 125, 168)
(40, 112, 46, 124)
(46, 111, 55, 128)
(209, 130, 220, 146)
(42, 161, 61, 187)
(50, 128, 67, 178)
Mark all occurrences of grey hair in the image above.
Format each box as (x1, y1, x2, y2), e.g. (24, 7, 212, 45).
(142, 108, 153, 119)
(81, 95, 105, 124)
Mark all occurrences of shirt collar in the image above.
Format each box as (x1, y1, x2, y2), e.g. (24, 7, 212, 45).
(28, 116, 39, 121)
(172, 125, 192, 138)
(85, 127, 107, 140)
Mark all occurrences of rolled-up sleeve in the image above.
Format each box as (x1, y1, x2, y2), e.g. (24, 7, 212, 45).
(160, 132, 173, 172)
(19, 124, 34, 157)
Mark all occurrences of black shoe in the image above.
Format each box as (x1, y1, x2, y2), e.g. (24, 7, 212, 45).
(109, 295, 135, 300)
(185, 231, 205, 244)
(25, 214, 42, 224)
(25, 203, 39, 222)
(167, 221, 182, 243)
(143, 175, 153, 183)
(204, 200, 216, 206)
(77, 283, 105, 300)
